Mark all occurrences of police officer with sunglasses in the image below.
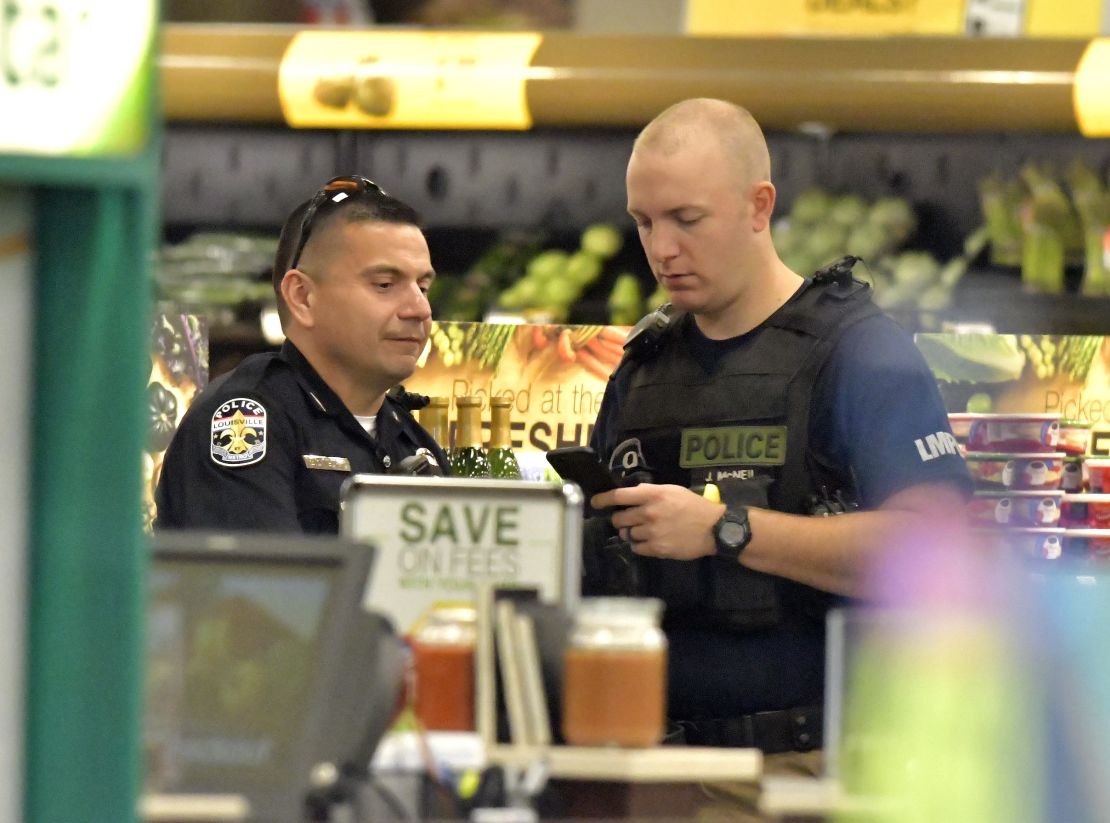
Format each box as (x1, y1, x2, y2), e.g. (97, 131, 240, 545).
(156, 177, 449, 533)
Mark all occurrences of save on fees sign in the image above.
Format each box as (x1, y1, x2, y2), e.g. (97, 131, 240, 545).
(0, 1, 155, 156)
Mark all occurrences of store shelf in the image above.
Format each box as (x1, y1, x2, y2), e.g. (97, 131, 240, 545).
(163, 124, 1110, 252)
(161, 25, 1088, 133)
(158, 25, 1110, 341)
(947, 269, 1110, 335)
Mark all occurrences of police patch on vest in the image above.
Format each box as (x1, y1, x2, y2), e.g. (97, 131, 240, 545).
(680, 426, 787, 468)
(210, 398, 267, 467)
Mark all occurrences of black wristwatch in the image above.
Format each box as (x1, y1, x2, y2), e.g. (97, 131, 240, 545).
(713, 506, 752, 562)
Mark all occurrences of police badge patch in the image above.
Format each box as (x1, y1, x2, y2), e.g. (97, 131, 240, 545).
(210, 398, 267, 467)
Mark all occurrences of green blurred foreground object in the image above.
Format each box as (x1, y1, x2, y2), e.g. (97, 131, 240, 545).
(838, 610, 1042, 823)
(836, 543, 1044, 823)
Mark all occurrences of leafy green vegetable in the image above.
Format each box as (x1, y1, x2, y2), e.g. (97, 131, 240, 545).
(580, 223, 623, 260)
(790, 188, 833, 225)
(966, 392, 993, 413)
(915, 334, 1027, 383)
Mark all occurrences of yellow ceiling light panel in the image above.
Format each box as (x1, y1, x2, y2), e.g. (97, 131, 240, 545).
(685, 0, 965, 36)
(279, 31, 542, 130)
(1075, 38, 1110, 136)
(1026, 0, 1101, 37)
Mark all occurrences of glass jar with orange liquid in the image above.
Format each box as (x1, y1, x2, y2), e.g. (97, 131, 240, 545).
(410, 604, 477, 731)
(561, 597, 667, 747)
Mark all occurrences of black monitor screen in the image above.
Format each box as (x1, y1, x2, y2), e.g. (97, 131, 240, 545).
(145, 561, 334, 792)
(142, 533, 375, 822)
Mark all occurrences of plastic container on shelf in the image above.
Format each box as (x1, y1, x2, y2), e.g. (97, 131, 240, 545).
(965, 452, 1067, 491)
(410, 604, 478, 732)
(1085, 459, 1110, 493)
(967, 490, 1063, 527)
(964, 413, 1062, 453)
(1063, 529, 1110, 562)
(1061, 494, 1110, 529)
(1058, 420, 1092, 457)
(561, 597, 667, 748)
(1062, 458, 1086, 493)
(973, 527, 1066, 561)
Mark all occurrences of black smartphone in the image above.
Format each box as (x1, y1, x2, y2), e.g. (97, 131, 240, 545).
(545, 446, 619, 499)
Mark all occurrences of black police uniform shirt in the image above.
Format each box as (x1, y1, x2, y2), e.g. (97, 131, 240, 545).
(155, 341, 449, 534)
(590, 306, 971, 721)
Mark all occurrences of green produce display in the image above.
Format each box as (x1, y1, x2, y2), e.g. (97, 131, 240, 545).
(775, 188, 918, 279)
(1067, 160, 1110, 296)
(156, 232, 278, 325)
(489, 221, 627, 323)
(775, 187, 977, 318)
(645, 283, 668, 312)
(965, 392, 993, 413)
(978, 159, 1110, 296)
(1018, 334, 1101, 382)
(429, 322, 515, 369)
(437, 230, 545, 321)
(607, 272, 644, 326)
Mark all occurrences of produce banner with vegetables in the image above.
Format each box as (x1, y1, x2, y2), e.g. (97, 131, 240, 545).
(407, 321, 629, 464)
(144, 315, 209, 530)
(916, 333, 1110, 456)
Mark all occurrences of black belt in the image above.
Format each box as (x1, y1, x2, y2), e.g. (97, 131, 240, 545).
(672, 705, 822, 753)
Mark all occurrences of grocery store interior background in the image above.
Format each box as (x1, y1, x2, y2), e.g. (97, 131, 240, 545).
(5, 1, 1110, 821)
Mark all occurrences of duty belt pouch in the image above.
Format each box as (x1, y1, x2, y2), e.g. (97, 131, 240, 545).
(706, 476, 781, 629)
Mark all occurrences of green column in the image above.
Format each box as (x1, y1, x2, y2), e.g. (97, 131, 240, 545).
(24, 180, 155, 822)
(0, 2, 161, 817)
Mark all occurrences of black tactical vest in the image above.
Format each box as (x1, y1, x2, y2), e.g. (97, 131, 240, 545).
(616, 274, 880, 631)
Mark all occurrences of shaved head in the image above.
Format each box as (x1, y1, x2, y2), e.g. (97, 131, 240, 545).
(633, 98, 770, 190)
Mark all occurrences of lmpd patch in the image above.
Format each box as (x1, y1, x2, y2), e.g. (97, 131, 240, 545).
(679, 425, 788, 468)
(210, 398, 267, 467)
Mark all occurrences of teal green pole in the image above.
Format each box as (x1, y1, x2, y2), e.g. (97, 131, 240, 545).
(25, 179, 156, 822)
(0, 4, 161, 820)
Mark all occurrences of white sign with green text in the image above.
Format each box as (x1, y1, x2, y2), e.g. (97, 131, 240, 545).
(341, 476, 582, 633)
(0, 0, 155, 156)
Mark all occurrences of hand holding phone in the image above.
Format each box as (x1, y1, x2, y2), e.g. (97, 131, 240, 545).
(545, 446, 619, 500)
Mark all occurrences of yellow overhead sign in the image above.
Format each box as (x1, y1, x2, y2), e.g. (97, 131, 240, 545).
(686, 0, 965, 36)
(0, 1, 155, 156)
(279, 32, 542, 130)
(1026, 0, 1101, 37)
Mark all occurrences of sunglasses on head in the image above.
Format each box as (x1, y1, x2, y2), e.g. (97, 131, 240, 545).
(289, 175, 387, 269)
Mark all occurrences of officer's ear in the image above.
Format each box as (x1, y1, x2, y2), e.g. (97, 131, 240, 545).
(281, 268, 317, 328)
(750, 180, 776, 233)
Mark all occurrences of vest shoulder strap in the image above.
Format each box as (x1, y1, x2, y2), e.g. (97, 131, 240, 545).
(621, 303, 685, 365)
(772, 275, 880, 342)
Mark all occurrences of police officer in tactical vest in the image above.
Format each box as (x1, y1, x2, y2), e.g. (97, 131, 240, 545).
(587, 99, 971, 777)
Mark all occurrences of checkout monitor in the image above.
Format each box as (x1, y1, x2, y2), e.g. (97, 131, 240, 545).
(143, 531, 394, 823)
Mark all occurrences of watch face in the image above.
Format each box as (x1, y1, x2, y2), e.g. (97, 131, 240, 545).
(719, 519, 748, 548)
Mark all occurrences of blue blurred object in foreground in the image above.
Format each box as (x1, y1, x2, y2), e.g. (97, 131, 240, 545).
(1031, 570, 1110, 823)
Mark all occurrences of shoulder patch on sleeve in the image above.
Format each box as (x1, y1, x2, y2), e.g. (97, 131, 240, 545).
(210, 397, 267, 467)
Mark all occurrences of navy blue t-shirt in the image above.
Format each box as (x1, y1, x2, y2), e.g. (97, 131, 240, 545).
(589, 305, 970, 719)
